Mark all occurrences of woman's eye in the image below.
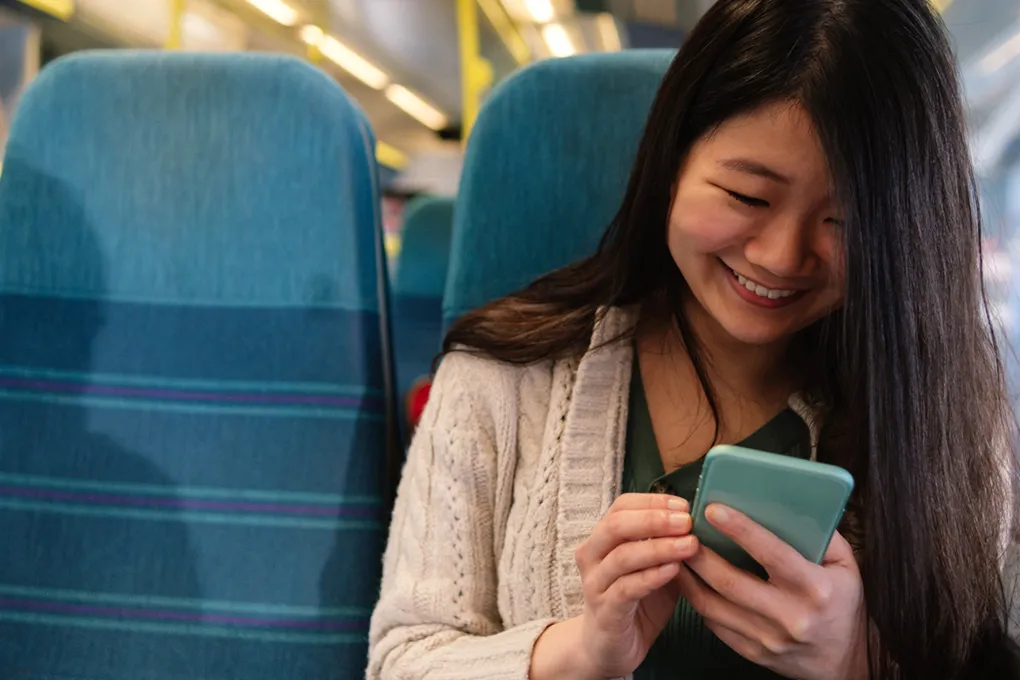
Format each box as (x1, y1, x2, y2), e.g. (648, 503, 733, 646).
(726, 190, 769, 208)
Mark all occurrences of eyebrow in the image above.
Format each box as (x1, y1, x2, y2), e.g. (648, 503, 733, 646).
(717, 158, 791, 184)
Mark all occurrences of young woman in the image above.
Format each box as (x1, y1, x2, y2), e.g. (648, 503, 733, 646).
(368, 0, 1019, 678)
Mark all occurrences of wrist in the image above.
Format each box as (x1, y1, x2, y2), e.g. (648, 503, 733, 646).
(530, 616, 601, 680)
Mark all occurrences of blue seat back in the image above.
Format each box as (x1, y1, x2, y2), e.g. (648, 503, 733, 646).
(391, 196, 453, 405)
(0, 52, 390, 679)
(443, 50, 674, 327)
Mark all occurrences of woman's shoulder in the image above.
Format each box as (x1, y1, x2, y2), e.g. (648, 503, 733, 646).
(428, 350, 557, 424)
(428, 307, 637, 429)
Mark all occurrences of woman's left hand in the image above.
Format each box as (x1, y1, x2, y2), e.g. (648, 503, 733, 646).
(675, 504, 869, 680)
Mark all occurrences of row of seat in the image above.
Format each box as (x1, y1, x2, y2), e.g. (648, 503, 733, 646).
(390, 50, 675, 428)
(0, 47, 673, 679)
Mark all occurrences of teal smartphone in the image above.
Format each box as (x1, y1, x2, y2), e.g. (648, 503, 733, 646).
(691, 445, 854, 566)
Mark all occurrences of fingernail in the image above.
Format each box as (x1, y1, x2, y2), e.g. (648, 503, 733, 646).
(708, 505, 728, 523)
(667, 497, 688, 511)
(674, 536, 693, 551)
(670, 512, 691, 528)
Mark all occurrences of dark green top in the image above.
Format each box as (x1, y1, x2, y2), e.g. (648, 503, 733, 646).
(624, 361, 812, 679)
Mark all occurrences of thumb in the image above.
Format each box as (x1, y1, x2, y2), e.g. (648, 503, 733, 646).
(822, 530, 857, 567)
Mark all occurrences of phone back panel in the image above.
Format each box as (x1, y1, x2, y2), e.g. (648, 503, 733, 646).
(691, 445, 854, 565)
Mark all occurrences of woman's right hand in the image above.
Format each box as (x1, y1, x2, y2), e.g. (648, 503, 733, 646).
(531, 493, 698, 680)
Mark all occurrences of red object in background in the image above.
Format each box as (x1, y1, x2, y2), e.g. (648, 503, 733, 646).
(406, 377, 432, 430)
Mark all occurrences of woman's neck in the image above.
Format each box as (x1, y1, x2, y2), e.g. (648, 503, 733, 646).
(679, 293, 798, 401)
(636, 295, 801, 467)
(639, 294, 798, 403)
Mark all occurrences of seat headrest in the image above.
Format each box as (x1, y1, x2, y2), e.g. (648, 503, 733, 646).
(443, 49, 674, 327)
(393, 195, 454, 299)
(0, 51, 382, 312)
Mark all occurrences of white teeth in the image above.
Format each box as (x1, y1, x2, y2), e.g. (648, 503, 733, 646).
(734, 272, 797, 299)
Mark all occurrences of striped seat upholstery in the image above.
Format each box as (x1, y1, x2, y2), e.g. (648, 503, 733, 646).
(0, 52, 391, 679)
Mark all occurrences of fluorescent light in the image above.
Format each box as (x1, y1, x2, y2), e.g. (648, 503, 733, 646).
(596, 13, 621, 52)
(542, 23, 575, 58)
(299, 24, 324, 45)
(524, 0, 554, 23)
(246, 0, 299, 26)
(319, 35, 390, 89)
(980, 30, 1020, 74)
(181, 12, 221, 45)
(385, 84, 448, 130)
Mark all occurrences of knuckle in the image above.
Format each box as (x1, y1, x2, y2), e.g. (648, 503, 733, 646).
(609, 494, 630, 510)
(807, 579, 834, 607)
(782, 613, 814, 644)
(613, 493, 639, 509)
(761, 635, 792, 657)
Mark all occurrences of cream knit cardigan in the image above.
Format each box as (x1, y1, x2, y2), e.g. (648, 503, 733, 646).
(366, 306, 1010, 680)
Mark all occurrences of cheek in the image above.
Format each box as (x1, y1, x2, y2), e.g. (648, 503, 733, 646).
(668, 197, 748, 256)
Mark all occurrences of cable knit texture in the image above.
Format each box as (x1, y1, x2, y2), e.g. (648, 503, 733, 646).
(368, 308, 635, 680)
(367, 306, 1014, 679)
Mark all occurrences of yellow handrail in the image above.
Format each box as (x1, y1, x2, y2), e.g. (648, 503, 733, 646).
(457, 0, 498, 141)
(18, 0, 73, 21)
(165, 0, 185, 49)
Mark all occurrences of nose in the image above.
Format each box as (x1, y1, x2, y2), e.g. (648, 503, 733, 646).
(743, 213, 818, 280)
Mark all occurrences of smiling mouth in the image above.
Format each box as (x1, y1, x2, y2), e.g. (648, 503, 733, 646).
(722, 262, 808, 305)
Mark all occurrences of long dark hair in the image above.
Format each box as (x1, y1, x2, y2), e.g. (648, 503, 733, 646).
(445, 0, 1018, 677)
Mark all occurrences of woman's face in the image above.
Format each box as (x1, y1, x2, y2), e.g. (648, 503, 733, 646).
(668, 101, 845, 348)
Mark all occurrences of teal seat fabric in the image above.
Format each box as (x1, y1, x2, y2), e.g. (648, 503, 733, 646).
(442, 50, 675, 327)
(391, 196, 453, 406)
(0, 51, 391, 679)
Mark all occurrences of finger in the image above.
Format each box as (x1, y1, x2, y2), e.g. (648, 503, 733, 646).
(674, 565, 784, 655)
(684, 544, 781, 617)
(602, 562, 681, 614)
(703, 504, 815, 584)
(822, 530, 856, 567)
(589, 534, 699, 595)
(608, 493, 689, 514)
(580, 508, 693, 565)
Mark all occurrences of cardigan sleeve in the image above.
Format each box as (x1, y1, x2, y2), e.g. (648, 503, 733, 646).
(367, 352, 557, 680)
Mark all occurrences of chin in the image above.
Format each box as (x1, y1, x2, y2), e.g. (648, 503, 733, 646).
(718, 322, 793, 347)
(708, 304, 806, 347)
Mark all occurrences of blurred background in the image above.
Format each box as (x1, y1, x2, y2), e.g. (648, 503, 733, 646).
(2, 0, 1020, 383)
